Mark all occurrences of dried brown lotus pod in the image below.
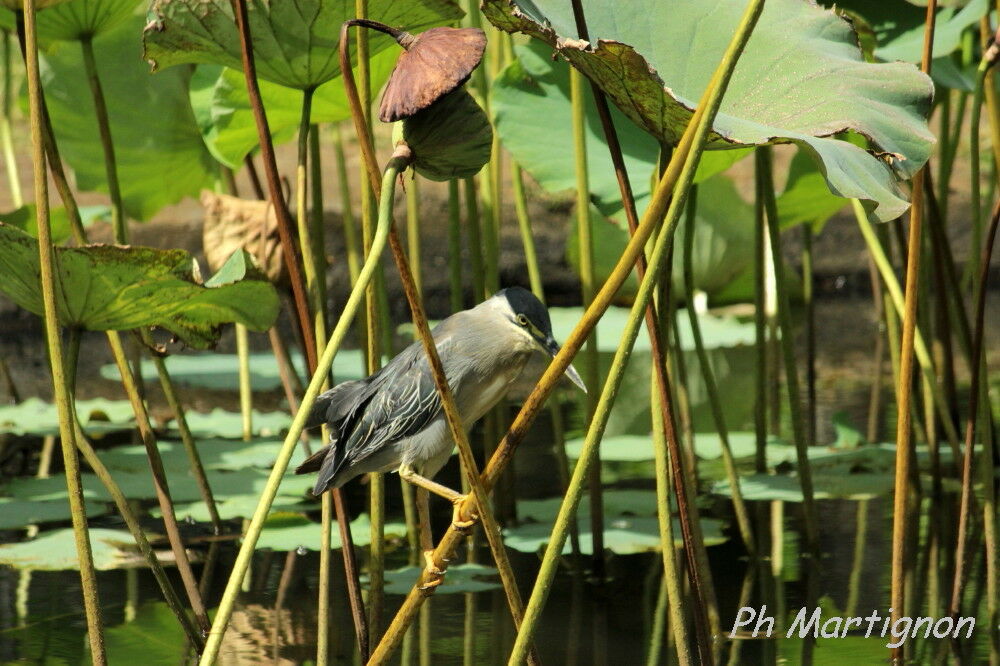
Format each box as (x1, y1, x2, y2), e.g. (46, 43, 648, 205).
(378, 26, 487, 123)
(201, 191, 286, 285)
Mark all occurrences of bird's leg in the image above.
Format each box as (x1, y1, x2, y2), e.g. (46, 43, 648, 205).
(415, 487, 444, 589)
(398, 464, 479, 531)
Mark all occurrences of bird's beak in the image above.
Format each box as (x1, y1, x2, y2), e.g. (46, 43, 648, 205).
(543, 336, 588, 393)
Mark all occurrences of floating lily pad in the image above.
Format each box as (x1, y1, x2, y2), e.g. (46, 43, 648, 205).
(483, 0, 935, 221)
(506, 490, 727, 555)
(0, 226, 279, 349)
(0, 498, 110, 530)
(165, 494, 308, 522)
(143, 0, 461, 89)
(256, 511, 407, 552)
(548, 306, 755, 355)
(96, 438, 306, 474)
(173, 408, 292, 439)
(0, 397, 136, 436)
(99, 349, 365, 391)
(0, 528, 135, 571)
(711, 473, 895, 502)
(374, 563, 501, 595)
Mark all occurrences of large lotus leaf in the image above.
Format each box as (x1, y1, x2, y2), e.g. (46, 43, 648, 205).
(0, 225, 279, 349)
(169, 408, 293, 438)
(193, 48, 395, 167)
(0, 0, 142, 41)
(256, 511, 407, 551)
(0, 397, 136, 436)
(0, 498, 110, 529)
(0, 528, 136, 570)
(483, 0, 935, 221)
(567, 174, 753, 302)
(492, 41, 749, 224)
(828, 0, 988, 63)
(143, 0, 461, 90)
(36, 16, 216, 220)
(99, 349, 365, 391)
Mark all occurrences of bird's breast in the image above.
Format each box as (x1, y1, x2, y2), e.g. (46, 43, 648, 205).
(460, 359, 528, 425)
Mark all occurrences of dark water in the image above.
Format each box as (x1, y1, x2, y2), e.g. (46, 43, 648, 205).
(1, 295, 998, 664)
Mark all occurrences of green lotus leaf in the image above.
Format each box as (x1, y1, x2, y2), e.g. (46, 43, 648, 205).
(711, 472, 895, 502)
(548, 306, 756, 354)
(377, 563, 502, 595)
(0, 0, 70, 12)
(191, 47, 395, 167)
(168, 408, 293, 438)
(142, 0, 461, 89)
(0, 224, 279, 349)
(256, 512, 407, 551)
(395, 87, 492, 181)
(483, 0, 935, 221)
(505, 493, 728, 555)
(829, 0, 988, 63)
(0, 0, 142, 41)
(776, 148, 849, 231)
(33, 16, 216, 220)
(99, 349, 365, 391)
(0, 528, 135, 571)
(0, 498, 110, 530)
(492, 41, 749, 224)
(0, 397, 136, 436)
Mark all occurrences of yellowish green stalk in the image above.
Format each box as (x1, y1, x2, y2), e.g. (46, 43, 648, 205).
(22, 1, 105, 659)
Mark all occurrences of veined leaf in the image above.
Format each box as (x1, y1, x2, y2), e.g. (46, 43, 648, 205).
(0, 224, 279, 349)
(483, 0, 935, 221)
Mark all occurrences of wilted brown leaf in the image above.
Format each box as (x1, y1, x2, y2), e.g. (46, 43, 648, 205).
(201, 191, 286, 284)
(378, 26, 487, 122)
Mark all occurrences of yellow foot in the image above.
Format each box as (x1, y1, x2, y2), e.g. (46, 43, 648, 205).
(420, 550, 446, 590)
(451, 496, 478, 531)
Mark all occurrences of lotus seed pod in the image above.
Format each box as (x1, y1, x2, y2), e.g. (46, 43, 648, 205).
(394, 87, 492, 182)
(379, 26, 487, 123)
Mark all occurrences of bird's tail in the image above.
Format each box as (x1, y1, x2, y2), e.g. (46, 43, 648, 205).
(294, 446, 329, 475)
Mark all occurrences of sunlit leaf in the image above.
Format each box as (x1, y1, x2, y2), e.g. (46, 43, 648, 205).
(375, 563, 502, 595)
(35, 16, 216, 220)
(0, 225, 279, 349)
(0, 0, 142, 41)
(483, 0, 935, 221)
(143, 0, 461, 89)
(711, 473, 895, 501)
(0, 528, 135, 570)
(0, 397, 136, 436)
(256, 512, 407, 551)
(492, 41, 749, 224)
(0, 498, 110, 529)
(99, 349, 365, 391)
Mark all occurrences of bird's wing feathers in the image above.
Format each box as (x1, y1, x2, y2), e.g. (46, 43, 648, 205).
(296, 334, 457, 492)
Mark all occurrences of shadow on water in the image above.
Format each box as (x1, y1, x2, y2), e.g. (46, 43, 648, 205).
(1, 296, 999, 664)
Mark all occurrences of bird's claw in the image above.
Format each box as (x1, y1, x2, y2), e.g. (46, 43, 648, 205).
(451, 496, 478, 532)
(420, 550, 446, 590)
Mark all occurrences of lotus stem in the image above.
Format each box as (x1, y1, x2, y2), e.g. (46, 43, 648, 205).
(448, 179, 464, 310)
(297, 87, 328, 369)
(753, 163, 768, 473)
(851, 201, 961, 453)
(106, 330, 212, 633)
(369, 0, 765, 658)
(340, 19, 537, 661)
(228, 0, 318, 371)
(512, 165, 543, 297)
(406, 175, 423, 296)
(236, 323, 253, 440)
(197, 145, 409, 666)
(889, 4, 936, 660)
(682, 187, 755, 555)
(1, 31, 21, 208)
(79, 35, 124, 242)
(22, 0, 106, 657)
(949, 197, 999, 619)
(463, 176, 487, 300)
(318, 491, 334, 665)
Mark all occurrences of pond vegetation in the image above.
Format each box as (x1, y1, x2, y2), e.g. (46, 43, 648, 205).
(0, 0, 998, 663)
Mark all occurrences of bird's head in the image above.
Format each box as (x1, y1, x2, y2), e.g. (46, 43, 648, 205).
(497, 286, 587, 393)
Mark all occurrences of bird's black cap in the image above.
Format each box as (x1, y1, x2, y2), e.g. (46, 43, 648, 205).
(499, 286, 552, 334)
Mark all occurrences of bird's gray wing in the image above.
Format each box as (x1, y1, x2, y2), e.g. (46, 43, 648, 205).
(303, 334, 457, 492)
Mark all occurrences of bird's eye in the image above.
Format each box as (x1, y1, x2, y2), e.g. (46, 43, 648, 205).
(517, 314, 529, 326)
